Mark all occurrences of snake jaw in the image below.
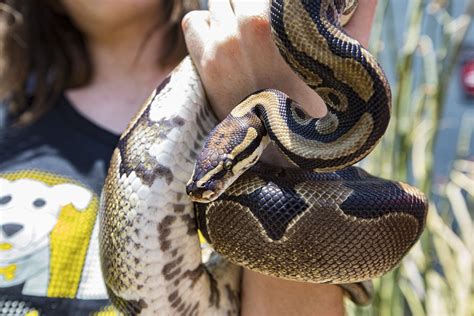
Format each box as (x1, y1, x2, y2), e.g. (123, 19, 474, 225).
(188, 189, 218, 203)
(186, 182, 213, 202)
(186, 175, 225, 203)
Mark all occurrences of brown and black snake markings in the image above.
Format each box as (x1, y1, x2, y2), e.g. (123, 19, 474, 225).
(269, 0, 391, 170)
(99, 1, 428, 314)
(195, 163, 426, 283)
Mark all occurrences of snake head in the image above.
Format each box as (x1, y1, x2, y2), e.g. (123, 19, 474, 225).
(186, 116, 270, 203)
(186, 149, 239, 203)
(186, 144, 266, 203)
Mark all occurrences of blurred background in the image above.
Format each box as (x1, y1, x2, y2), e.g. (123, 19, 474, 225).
(348, 0, 474, 315)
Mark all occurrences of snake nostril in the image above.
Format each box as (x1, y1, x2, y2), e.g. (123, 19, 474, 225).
(186, 183, 196, 196)
(2, 223, 24, 237)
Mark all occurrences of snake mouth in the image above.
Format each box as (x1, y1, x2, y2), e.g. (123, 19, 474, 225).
(186, 183, 218, 203)
(188, 190, 217, 203)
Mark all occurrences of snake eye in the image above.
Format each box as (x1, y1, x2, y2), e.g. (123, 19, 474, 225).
(223, 158, 233, 170)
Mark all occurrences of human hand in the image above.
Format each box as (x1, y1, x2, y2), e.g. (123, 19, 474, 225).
(182, 0, 378, 166)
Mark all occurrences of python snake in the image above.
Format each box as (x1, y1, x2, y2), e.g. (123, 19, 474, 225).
(99, 0, 428, 315)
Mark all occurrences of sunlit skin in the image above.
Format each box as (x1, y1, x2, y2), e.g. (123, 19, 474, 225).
(61, 0, 378, 315)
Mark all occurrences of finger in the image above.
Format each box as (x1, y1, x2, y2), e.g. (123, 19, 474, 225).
(208, 0, 236, 27)
(231, 0, 269, 21)
(182, 10, 211, 62)
(343, 0, 378, 47)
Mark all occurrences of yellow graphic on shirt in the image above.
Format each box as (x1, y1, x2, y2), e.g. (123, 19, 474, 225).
(0, 242, 13, 250)
(25, 310, 39, 316)
(0, 170, 98, 298)
(48, 193, 98, 297)
(92, 305, 121, 316)
(0, 264, 16, 281)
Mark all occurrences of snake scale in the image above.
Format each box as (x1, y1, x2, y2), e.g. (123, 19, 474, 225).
(99, 0, 428, 315)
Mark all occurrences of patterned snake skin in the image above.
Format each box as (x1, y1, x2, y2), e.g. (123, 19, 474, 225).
(99, 0, 428, 315)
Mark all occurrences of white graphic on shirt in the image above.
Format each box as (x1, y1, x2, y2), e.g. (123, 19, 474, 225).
(0, 177, 92, 295)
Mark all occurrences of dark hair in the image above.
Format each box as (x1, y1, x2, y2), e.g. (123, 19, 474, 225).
(0, 0, 198, 125)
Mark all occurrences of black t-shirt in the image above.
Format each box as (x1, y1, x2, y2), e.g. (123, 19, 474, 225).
(0, 95, 120, 315)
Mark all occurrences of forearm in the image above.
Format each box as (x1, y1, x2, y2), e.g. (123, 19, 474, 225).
(241, 270, 345, 316)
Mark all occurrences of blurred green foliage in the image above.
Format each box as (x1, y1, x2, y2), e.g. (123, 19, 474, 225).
(347, 0, 474, 315)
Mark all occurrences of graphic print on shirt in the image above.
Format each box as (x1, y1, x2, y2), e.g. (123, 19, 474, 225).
(0, 170, 106, 299)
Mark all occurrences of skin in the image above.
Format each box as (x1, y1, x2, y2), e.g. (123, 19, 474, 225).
(62, 0, 377, 315)
(62, 0, 174, 134)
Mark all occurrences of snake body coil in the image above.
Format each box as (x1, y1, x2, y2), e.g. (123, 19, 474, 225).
(99, 1, 428, 315)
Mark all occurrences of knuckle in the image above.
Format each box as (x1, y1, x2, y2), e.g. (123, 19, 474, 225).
(181, 12, 192, 31)
(239, 15, 270, 35)
(181, 11, 200, 31)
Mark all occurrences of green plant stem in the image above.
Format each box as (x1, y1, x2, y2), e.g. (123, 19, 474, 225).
(392, 0, 424, 181)
(421, 0, 474, 194)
